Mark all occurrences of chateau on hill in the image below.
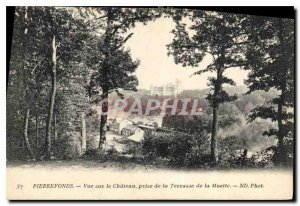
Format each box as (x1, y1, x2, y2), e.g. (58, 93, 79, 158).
(150, 80, 182, 97)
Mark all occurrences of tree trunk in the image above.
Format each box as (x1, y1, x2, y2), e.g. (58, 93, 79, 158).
(210, 69, 222, 165)
(54, 114, 57, 143)
(242, 149, 248, 166)
(276, 19, 288, 166)
(99, 91, 108, 149)
(98, 8, 112, 149)
(45, 35, 57, 157)
(277, 98, 286, 165)
(23, 108, 35, 159)
(211, 104, 219, 164)
(21, 7, 32, 158)
(35, 111, 38, 147)
(81, 112, 86, 154)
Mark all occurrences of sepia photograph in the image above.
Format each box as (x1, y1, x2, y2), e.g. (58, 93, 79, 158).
(6, 6, 295, 200)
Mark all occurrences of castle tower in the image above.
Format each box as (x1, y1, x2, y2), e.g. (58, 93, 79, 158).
(175, 79, 183, 97)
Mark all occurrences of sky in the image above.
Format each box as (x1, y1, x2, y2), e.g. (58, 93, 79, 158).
(125, 17, 249, 90)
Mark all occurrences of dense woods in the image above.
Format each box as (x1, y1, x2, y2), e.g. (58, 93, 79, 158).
(7, 7, 294, 169)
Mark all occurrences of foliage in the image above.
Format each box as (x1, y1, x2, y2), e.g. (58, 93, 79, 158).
(106, 145, 119, 156)
(49, 133, 82, 160)
(7, 7, 294, 169)
(167, 9, 250, 164)
(167, 10, 247, 107)
(79, 7, 161, 147)
(83, 148, 106, 160)
(243, 16, 294, 165)
(7, 6, 93, 160)
(142, 131, 211, 167)
(162, 113, 209, 135)
(124, 143, 141, 156)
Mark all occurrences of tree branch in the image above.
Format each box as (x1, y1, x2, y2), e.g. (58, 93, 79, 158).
(96, 15, 108, 20)
(115, 33, 133, 49)
(31, 57, 45, 74)
(224, 63, 248, 69)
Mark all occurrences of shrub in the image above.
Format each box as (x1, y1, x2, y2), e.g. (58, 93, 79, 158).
(218, 136, 275, 168)
(218, 136, 246, 168)
(83, 148, 106, 159)
(52, 132, 82, 160)
(106, 145, 119, 155)
(247, 149, 274, 168)
(124, 142, 141, 156)
(86, 133, 99, 150)
(141, 131, 209, 167)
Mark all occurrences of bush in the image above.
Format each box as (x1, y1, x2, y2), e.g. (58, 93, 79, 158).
(218, 136, 275, 168)
(106, 145, 119, 155)
(124, 143, 141, 156)
(141, 132, 280, 169)
(83, 148, 106, 159)
(86, 133, 99, 150)
(141, 131, 209, 167)
(52, 132, 82, 160)
(247, 149, 274, 168)
(218, 136, 246, 168)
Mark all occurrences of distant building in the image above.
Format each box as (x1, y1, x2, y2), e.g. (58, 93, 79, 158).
(128, 115, 163, 128)
(150, 80, 182, 97)
(121, 124, 139, 137)
(127, 129, 145, 142)
(137, 125, 157, 134)
(109, 119, 146, 143)
(150, 86, 164, 96)
(110, 119, 133, 135)
(120, 124, 145, 142)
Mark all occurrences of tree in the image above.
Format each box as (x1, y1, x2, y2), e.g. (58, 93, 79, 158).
(7, 7, 47, 160)
(167, 10, 246, 165)
(81, 7, 160, 148)
(37, 7, 89, 157)
(17, 7, 35, 159)
(244, 16, 294, 165)
(8, 7, 104, 160)
(81, 112, 87, 153)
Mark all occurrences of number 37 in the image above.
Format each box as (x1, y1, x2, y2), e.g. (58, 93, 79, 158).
(16, 184, 23, 190)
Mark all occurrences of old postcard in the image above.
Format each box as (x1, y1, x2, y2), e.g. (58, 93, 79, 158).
(6, 7, 295, 200)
